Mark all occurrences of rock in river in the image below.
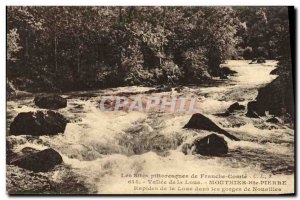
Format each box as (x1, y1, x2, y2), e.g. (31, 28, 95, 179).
(34, 95, 67, 109)
(250, 57, 266, 64)
(266, 117, 280, 124)
(221, 67, 237, 76)
(256, 75, 294, 117)
(10, 110, 68, 136)
(257, 57, 266, 63)
(227, 102, 245, 113)
(193, 134, 228, 156)
(246, 100, 265, 118)
(10, 148, 63, 172)
(183, 113, 239, 141)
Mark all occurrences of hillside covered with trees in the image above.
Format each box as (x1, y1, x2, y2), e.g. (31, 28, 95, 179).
(7, 7, 292, 94)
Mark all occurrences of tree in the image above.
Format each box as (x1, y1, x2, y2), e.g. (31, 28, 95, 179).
(7, 28, 22, 62)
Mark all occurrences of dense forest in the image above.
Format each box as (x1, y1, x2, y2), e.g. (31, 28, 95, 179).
(7, 6, 292, 91)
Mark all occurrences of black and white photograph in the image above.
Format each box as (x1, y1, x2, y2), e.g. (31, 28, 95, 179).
(5, 6, 295, 195)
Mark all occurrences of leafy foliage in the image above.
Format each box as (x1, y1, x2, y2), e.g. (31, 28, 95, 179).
(7, 28, 22, 62)
(6, 6, 291, 92)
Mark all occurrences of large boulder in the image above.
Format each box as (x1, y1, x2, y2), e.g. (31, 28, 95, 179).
(227, 102, 245, 113)
(183, 113, 239, 141)
(250, 57, 266, 64)
(270, 67, 280, 75)
(193, 134, 228, 156)
(246, 110, 259, 118)
(257, 57, 266, 63)
(34, 95, 67, 109)
(246, 101, 265, 118)
(10, 148, 63, 172)
(266, 117, 280, 124)
(256, 76, 294, 118)
(221, 67, 237, 76)
(10, 111, 68, 136)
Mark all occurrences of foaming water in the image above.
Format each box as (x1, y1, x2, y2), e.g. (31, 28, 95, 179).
(7, 60, 294, 194)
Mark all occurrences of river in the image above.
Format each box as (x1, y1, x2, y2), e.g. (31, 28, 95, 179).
(6, 60, 294, 194)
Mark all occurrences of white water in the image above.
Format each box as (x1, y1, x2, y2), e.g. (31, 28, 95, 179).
(7, 60, 294, 194)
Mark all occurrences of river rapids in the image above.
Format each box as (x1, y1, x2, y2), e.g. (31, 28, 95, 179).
(6, 60, 294, 194)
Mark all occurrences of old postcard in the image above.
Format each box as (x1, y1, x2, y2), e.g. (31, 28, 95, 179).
(6, 6, 295, 195)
